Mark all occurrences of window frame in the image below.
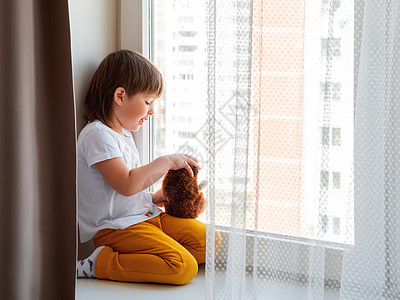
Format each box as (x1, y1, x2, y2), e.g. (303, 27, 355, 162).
(119, 0, 154, 174)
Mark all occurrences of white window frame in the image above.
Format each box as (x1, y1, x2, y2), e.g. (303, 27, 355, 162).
(119, 0, 154, 171)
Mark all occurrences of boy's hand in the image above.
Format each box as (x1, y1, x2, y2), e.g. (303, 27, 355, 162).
(165, 154, 200, 176)
(151, 189, 168, 207)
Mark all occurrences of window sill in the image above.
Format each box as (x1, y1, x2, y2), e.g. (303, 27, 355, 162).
(214, 225, 348, 284)
(215, 225, 353, 251)
(76, 263, 341, 299)
(76, 264, 206, 300)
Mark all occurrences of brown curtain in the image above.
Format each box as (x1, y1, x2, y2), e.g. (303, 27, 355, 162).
(0, 0, 76, 299)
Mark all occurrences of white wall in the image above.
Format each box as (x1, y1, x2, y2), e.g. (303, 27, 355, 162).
(68, 0, 119, 259)
(68, 0, 119, 134)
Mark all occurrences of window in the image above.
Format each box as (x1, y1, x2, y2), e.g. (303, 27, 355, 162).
(321, 38, 341, 57)
(333, 216, 341, 234)
(322, 0, 341, 12)
(178, 45, 197, 52)
(321, 82, 342, 101)
(320, 214, 329, 233)
(321, 126, 330, 145)
(174, 59, 194, 66)
(151, 0, 353, 244)
(179, 31, 197, 37)
(152, 1, 207, 219)
(178, 131, 195, 138)
(332, 128, 341, 146)
(178, 73, 194, 80)
(332, 82, 342, 101)
(178, 16, 194, 23)
(332, 172, 341, 189)
(320, 170, 329, 188)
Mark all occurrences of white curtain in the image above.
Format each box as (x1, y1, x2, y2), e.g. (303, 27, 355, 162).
(340, 0, 400, 298)
(205, 0, 399, 298)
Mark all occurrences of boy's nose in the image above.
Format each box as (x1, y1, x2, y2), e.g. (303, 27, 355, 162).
(148, 103, 154, 116)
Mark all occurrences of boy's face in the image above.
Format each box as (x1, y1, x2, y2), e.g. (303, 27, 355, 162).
(114, 91, 157, 132)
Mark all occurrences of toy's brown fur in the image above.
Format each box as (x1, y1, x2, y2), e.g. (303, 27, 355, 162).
(162, 165, 205, 219)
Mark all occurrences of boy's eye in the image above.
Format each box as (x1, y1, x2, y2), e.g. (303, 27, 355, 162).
(145, 101, 150, 105)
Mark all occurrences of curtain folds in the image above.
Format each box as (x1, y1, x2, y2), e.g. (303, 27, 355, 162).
(340, 0, 400, 298)
(0, 1, 76, 299)
(205, 0, 399, 299)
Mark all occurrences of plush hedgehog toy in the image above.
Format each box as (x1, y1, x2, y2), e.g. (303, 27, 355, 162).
(162, 165, 206, 219)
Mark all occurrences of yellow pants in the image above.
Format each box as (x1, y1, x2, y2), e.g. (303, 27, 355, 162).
(93, 212, 217, 285)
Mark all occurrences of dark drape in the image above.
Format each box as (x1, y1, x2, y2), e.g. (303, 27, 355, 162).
(0, 0, 76, 299)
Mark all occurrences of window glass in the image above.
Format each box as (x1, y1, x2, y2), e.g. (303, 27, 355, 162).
(152, 0, 208, 222)
(151, 0, 353, 244)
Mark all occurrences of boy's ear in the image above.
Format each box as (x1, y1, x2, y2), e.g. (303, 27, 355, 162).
(114, 87, 126, 105)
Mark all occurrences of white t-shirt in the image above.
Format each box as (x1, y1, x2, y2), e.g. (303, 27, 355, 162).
(77, 120, 162, 243)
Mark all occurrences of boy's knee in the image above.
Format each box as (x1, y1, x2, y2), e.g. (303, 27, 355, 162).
(172, 251, 198, 285)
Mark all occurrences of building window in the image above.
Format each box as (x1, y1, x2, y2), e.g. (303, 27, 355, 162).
(332, 83, 341, 101)
(320, 170, 329, 189)
(180, 102, 195, 109)
(320, 215, 328, 233)
(321, 127, 330, 145)
(321, 38, 341, 57)
(173, 116, 195, 123)
(177, 1, 194, 9)
(332, 128, 341, 146)
(178, 59, 194, 66)
(332, 172, 341, 189)
(322, 0, 341, 12)
(178, 16, 194, 23)
(320, 82, 342, 101)
(333, 217, 341, 235)
(179, 73, 194, 80)
(179, 31, 197, 37)
(178, 131, 195, 138)
(179, 45, 197, 52)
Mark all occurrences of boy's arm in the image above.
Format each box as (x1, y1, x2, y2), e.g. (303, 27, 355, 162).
(96, 154, 199, 197)
(96, 156, 170, 197)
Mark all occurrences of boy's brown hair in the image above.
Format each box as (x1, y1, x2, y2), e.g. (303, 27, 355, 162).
(85, 50, 164, 124)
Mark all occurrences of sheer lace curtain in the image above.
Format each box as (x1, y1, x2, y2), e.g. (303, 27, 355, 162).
(205, 0, 399, 299)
